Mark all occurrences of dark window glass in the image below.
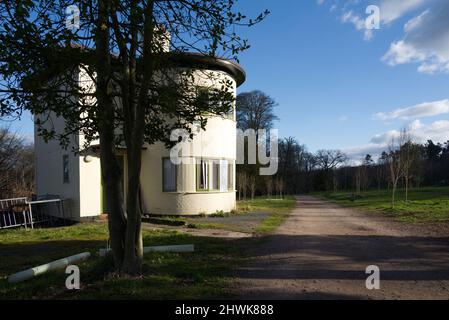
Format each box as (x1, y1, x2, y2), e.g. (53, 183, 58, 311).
(63, 155, 70, 183)
(163, 158, 176, 192)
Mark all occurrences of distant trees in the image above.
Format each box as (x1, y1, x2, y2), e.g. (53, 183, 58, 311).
(235, 92, 449, 201)
(0, 127, 34, 199)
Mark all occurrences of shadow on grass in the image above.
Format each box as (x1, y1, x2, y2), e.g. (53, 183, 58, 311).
(0, 231, 256, 300)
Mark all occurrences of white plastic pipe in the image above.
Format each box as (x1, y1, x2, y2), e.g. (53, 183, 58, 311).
(99, 244, 194, 257)
(143, 244, 194, 253)
(8, 252, 91, 283)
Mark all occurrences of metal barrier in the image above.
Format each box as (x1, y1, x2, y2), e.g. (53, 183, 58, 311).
(0, 197, 29, 229)
(0, 197, 67, 230)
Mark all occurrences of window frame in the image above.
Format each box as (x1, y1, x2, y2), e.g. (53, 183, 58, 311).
(162, 158, 177, 192)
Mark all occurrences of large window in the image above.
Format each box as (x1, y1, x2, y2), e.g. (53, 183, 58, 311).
(196, 159, 234, 192)
(162, 158, 177, 192)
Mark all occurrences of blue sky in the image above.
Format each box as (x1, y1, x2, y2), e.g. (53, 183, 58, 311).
(6, 0, 449, 161)
(235, 0, 449, 160)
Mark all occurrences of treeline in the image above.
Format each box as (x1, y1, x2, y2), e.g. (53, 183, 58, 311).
(236, 91, 449, 205)
(0, 127, 34, 199)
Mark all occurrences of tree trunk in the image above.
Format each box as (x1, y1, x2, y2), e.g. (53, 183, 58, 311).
(96, 0, 127, 270)
(120, 0, 155, 274)
(391, 183, 396, 209)
(122, 146, 144, 274)
(99, 131, 126, 268)
(405, 176, 409, 202)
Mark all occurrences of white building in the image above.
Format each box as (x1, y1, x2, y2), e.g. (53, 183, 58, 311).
(34, 52, 245, 221)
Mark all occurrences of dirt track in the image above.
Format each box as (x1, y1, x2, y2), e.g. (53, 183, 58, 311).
(234, 195, 449, 300)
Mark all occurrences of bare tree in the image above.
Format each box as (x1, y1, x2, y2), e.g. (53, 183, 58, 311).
(264, 176, 273, 198)
(314, 150, 348, 171)
(249, 175, 256, 200)
(274, 177, 284, 199)
(399, 128, 419, 202)
(355, 166, 362, 194)
(237, 171, 248, 201)
(0, 127, 34, 198)
(314, 149, 347, 191)
(387, 137, 403, 208)
(236, 91, 279, 131)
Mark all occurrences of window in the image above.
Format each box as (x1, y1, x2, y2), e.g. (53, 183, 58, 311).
(227, 161, 234, 190)
(162, 158, 177, 192)
(196, 159, 233, 192)
(196, 159, 209, 190)
(63, 155, 70, 183)
(211, 160, 220, 190)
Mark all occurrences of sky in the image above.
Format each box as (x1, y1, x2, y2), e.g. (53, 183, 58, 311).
(6, 0, 449, 162)
(234, 0, 449, 161)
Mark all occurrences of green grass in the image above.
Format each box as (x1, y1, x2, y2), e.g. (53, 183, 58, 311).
(175, 196, 297, 234)
(0, 197, 296, 299)
(319, 186, 449, 222)
(239, 196, 297, 233)
(0, 223, 247, 299)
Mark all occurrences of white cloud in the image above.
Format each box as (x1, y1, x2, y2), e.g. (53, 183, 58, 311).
(340, 10, 373, 40)
(378, 0, 428, 24)
(321, 0, 449, 73)
(382, 1, 449, 73)
(338, 115, 349, 122)
(344, 119, 449, 160)
(374, 99, 449, 121)
(344, 143, 388, 163)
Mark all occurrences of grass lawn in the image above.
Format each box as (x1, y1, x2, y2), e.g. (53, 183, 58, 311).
(319, 186, 449, 222)
(0, 196, 296, 299)
(173, 196, 297, 234)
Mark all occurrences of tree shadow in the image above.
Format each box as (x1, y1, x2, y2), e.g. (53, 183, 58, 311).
(235, 234, 449, 282)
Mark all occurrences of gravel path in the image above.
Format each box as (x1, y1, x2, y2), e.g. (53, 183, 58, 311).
(234, 195, 449, 300)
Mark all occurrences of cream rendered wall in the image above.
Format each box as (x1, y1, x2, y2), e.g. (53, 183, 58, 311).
(78, 136, 102, 219)
(35, 67, 102, 221)
(140, 70, 237, 215)
(77, 67, 103, 219)
(34, 114, 81, 220)
(36, 66, 239, 218)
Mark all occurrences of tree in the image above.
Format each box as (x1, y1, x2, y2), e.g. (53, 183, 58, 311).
(248, 175, 256, 200)
(236, 90, 279, 131)
(236, 90, 279, 198)
(0, 126, 34, 198)
(264, 176, 273, 198)
(314, 149, 347, 191)
(375, 152, 388, 190)
(386, 137, 403, 209)
(237, 171, 248, 200)
(399, 129, 420, 202)
(361, 154, 373, 191)
(425, 140, 442, 161)
(0, 1, 268, 274)
(314, 150, 347, 171)
(274, 177, 284, 199)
